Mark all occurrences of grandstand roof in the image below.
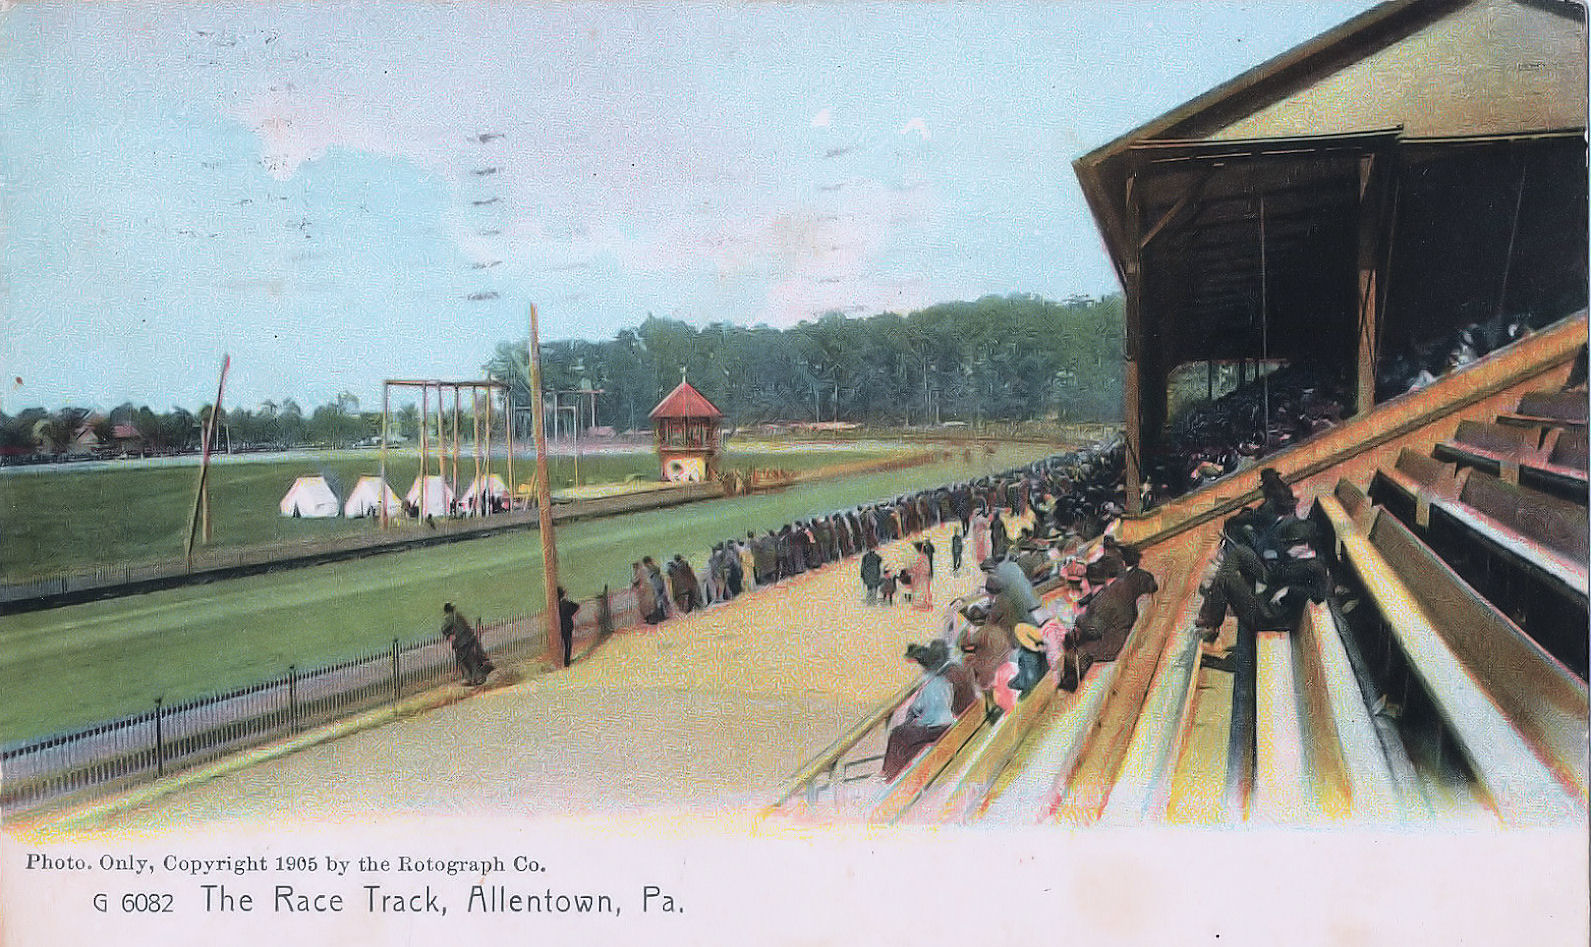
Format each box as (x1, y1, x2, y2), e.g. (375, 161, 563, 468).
(1076, 0, 1587, 281)
(1074, 0, 1588, 512)
(649, 380, 723, 420)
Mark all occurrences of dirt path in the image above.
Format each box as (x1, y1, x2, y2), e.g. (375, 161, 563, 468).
(63, 524, 984, 831)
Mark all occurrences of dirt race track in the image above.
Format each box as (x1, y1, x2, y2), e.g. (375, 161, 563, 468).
(42, 524, 982, 832)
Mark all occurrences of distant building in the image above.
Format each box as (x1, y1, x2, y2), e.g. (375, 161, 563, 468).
(648, 379, 723, 483)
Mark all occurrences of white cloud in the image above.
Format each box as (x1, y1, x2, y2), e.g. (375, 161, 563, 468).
(899, 117, 930, 140)
(810, 107, 832, 128)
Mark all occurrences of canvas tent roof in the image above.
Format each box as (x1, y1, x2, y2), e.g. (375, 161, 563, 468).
(462, 473, 508, 511)
(406, 475, 456, 517)
(343, 476, 400, 518)
(280, 476, 340, 517)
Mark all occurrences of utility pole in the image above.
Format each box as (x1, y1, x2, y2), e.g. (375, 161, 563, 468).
(185, 354, 229, 565)
(529, 303, 563, 668)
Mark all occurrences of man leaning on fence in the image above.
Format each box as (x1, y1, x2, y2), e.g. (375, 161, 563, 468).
(441, 602, 492, 686)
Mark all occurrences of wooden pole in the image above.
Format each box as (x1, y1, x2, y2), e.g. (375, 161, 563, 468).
(380, 383, 389, 529)
(505, 386, 516, 512)
(472, 387, 482, 515)
(185, 354, 230, 564)
(453, 385, 462, 512)
(529, 303, 562, 667)
(1122, 172, 1145, 516)
(1355, 151, 1388, 416)
(420, 385, 428, 519)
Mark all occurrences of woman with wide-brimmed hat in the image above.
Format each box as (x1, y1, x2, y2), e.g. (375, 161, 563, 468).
(880, 640, 976, 781)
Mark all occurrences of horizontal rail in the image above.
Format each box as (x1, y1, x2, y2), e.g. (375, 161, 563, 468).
(764, 674, 923, 813)
(867, 704, 986, 825)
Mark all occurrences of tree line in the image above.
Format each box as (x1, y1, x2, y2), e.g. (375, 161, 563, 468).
(3, 293, 1125, 462)
(485, 293, 1125, 432)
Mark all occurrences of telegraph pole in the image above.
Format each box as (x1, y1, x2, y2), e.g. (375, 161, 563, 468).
(529, 303, 563, 667)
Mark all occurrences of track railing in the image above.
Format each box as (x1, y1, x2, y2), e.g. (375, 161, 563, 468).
(0, 588, 635, 816)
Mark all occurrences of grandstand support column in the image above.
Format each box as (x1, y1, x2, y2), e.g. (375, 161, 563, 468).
(529, 302, 563, 668)
(1355, 150, 1390, 416)
(1123, 171, 1146, 515)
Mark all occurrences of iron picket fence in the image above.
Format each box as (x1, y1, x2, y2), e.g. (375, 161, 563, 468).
(0, 590, 635, 815)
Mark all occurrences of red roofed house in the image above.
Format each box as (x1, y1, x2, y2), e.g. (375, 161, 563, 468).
(648, 378, 723, 483)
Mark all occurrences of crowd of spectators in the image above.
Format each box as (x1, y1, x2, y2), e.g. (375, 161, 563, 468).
(881, 443, 1171, 777)
(628, 444, 1128, 627)
(1374, 309, 1546, 401)
(1147, 364, 1350, 504)
(1146, 310, 1567, 507)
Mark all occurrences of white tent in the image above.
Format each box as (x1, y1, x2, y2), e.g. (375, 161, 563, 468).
(343, 476, 401, 518)
(279, 476, 340, 518)
(462, 473, 509, 513)
(406, 475, 456, 518)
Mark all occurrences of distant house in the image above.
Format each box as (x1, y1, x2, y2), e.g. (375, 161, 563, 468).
(68, 429, 98, 455)
(111, 424, 144, 455)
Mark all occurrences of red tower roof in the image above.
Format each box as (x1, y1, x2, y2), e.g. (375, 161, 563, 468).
(649, 380, 723, 420)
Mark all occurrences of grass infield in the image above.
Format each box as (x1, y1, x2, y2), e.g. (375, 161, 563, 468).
(0, 445, 886, 580)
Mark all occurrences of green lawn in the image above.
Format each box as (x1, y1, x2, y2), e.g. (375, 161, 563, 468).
(0, 446, 890, 580)
(0, 444, 1053, 743)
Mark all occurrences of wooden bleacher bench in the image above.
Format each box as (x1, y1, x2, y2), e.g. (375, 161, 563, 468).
(1435, 419, 1588, 499)
(1370, 448, 1459, 527)
(1375, 453, 1587, 604)
(1547, 428, 1589, 475)
(867, 703, 987, 824)
(1293, 601, 1406, 819)
(1251, 630, 1309, 821)
(1371, 457, 1586, 674)
(1453, 469, 1589, 599)
(1518, 390, 1589, 426)
(929, 667, 1062, 823)
(1366, 504, 1589, 801)
(1497, 389, 1587, 432)
(1316, 488, 1586, 819)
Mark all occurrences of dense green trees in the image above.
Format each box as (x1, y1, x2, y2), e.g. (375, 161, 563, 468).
(486, 293, 1124, 431)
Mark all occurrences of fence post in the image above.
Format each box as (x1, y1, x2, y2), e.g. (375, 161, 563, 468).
(391, 639, 401, 704)
(153, 698, 164, 778)
(288, 665, 298, 733)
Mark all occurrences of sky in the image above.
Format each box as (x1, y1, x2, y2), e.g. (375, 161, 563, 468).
(0, 1, 1381, 413)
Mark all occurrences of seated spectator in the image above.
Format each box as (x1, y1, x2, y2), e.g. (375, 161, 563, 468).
(1085, 534, 1126, 586)
(1010, 621, 1050, 694)
(1061, 545, 1158, 690)
(1194, 525, 1289, 639)
(880, 640, 977, 780)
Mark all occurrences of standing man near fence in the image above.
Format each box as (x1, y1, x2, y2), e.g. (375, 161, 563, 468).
(441, 602, 490, 686)
(556, 586, 580, 668)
